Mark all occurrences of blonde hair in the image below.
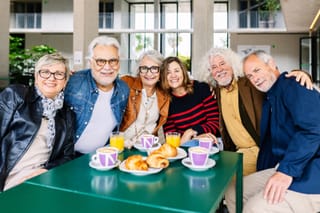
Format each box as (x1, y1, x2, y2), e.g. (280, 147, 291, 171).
(198, 48, 244, 87)
(35, 53, 70, 81)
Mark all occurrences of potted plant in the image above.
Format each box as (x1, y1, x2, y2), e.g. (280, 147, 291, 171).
(258, 9, 268, 28)
(257, 0, 281, 28)
(9, 36, 56, 85)
(265, 0, 280, 27)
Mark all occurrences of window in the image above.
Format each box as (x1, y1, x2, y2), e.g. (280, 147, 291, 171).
(129, 3, 155, 59)
(160, 2, 191, 59)
(99, 2, 114, 29)
(127, 1, 192, 72)
(214, 2, 228, 47)
(11, 2, 41, 29)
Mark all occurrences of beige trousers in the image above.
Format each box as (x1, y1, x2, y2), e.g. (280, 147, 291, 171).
(225, 168, 320, 213)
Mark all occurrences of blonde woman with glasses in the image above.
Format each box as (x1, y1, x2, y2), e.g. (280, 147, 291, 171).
(0, 53, 75, 191)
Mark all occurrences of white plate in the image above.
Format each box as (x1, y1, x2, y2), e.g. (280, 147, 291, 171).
(133, 142, 161, 152)
(147, 147, 187, 162)
(89, 160, 121, 171)
(209, 146, 219, 155)
(119, 159, 162, 176)
(181, 158, 216, 172)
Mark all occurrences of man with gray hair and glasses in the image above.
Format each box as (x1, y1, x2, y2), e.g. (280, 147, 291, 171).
(65, 35, 129, 156)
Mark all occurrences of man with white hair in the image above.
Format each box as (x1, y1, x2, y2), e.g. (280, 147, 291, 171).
(64, 36, 129, 155)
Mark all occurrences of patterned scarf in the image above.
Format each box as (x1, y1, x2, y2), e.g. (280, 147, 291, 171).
(35, 87, 64, 149)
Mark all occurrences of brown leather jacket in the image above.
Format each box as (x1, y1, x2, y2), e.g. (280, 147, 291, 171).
(120, 76, 170, 135)
(216, 77, 264, 151)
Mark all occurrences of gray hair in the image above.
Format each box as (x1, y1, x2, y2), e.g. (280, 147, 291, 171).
(198, 47, 244, 87)
(134, 49, 164, 76)
(35, 53, 70, 81)
(243, 49, 273, 65)
(87, 36, 120, 59)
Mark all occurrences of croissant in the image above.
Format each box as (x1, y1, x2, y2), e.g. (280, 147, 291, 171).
(125, 155, 148, 171)
(146, 153, 169, 168)
(151, 143, 177, 158)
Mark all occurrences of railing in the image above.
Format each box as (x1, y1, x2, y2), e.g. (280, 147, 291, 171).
(99, 12, 113, 29)
(11, 13, 41, 29)
(238, 10, 285, 29)
(10, 12, 113, 29)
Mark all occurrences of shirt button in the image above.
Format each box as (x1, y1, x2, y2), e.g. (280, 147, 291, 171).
(84, 122, 88, 125)
(76, 135, 79, 138)
(90, 107, 93, 110)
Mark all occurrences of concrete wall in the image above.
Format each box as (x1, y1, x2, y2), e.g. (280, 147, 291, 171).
(25, 33, 74, 65)
(230, 33, 308, 72)
(42, 0, 73, 32)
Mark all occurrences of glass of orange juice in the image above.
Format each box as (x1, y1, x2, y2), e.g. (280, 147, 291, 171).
(165, 132, 181, 147)
(110, 131, 124, 152)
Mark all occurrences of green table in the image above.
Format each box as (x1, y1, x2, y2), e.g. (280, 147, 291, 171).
(0, 150, 243, 213)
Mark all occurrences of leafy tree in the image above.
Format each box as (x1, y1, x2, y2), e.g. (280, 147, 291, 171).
(9, 36, 56, 85)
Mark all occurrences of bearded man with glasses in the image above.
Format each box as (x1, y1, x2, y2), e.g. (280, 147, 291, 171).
(64, 36, 129, 156)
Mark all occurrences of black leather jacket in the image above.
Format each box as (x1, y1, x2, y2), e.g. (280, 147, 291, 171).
(0, 85, 75, 191)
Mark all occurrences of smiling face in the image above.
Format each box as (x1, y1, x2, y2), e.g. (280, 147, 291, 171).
(243, 55, 279, 92)
(34, 63, 67, 99)
(166, 61, 186, 95)
(209, 55, 234, 87)
(90, 44, 120, 92)
(138, 56, 160, 90)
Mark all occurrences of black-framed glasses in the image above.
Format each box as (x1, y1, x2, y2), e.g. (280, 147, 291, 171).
(139, 66, 160, 74)
(93, 58, 119, 67)
(38, 70, 66, 80)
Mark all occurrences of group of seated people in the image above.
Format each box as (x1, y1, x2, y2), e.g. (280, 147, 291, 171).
(1, 35, 319, 213)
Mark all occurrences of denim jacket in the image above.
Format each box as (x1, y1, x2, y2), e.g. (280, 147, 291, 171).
(64, 69, 129, 144)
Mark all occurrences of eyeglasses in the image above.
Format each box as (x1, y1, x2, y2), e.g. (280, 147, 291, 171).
(139, 66, 160, 74)
(93, 58, 119, 67)
(38, 70, 66, 80)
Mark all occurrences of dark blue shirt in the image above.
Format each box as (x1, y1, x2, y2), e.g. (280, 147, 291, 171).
(258, 72, 320, 194)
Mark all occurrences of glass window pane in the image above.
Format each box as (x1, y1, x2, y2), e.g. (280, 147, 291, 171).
(130, 33, 154, 60)
(16, 13, 25, 28)
(214, 3, 228, 29)
(177, 33, 191, 58)
(214, 33, 228, 48)
(163, 33, 177, 57)
(145, 4, 154, 29)
(162, 4, 177, 29)
(27, 14, 34, 28)
(131, 4, 145, 30)
(213, 2, 228, 47)
(178, 2, 191, 29)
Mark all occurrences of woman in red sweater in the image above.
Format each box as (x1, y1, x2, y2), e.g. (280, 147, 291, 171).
(160, 57, 219, 144)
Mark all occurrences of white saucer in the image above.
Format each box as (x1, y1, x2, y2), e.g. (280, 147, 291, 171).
(181, 158, 216, 172)
(89, 160, 121, 171)
(133, 142, 161, 152)
(119, 159, 162, 176)
(209, 146, 219, 155)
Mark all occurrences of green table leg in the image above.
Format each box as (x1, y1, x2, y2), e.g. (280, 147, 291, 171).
(236, 153, 243, 213)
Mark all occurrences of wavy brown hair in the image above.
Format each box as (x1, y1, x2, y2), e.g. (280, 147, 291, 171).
(160, 56, 194, 95)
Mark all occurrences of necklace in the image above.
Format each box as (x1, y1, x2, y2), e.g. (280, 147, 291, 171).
(127, 89, 156, 147)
